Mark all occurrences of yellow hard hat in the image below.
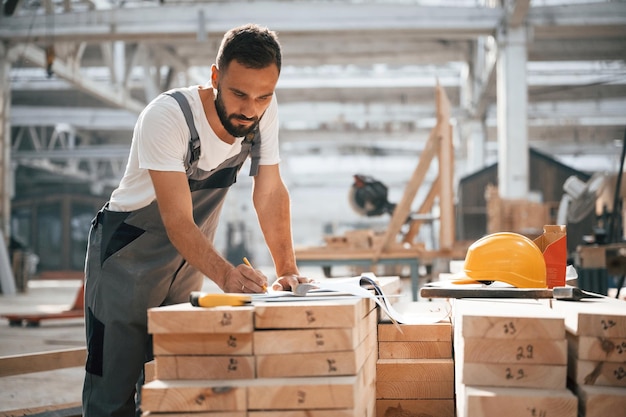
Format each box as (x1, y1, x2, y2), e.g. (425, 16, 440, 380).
(454, 232, 547, 288)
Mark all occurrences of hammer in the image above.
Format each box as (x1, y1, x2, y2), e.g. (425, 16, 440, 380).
(419, 286, 603, 301)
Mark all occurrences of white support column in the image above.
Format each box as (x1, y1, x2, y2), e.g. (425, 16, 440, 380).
(114, 41, 125, 87)
(496, 24, 529, 199)
(0, 44, 16, 297)
(0, 43, 12, 240)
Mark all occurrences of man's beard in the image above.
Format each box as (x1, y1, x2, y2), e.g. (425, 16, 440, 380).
(215, 87, 260, 138)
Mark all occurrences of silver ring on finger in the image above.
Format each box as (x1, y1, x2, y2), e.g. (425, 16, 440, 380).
(242, 284, 245, 292)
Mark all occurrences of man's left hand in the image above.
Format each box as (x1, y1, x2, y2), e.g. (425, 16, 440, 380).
(272, 274, 312, 292)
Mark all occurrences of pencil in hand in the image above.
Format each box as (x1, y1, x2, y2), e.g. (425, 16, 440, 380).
(243, 257, 267, 293)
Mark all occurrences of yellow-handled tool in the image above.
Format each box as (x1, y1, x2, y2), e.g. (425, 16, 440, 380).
(189, 292, 252, 307)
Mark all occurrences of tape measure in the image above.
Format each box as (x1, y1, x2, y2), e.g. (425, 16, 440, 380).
(189, 291, 252, 307)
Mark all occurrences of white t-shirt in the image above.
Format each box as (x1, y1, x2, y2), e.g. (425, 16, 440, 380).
(109, 86, 281, 212)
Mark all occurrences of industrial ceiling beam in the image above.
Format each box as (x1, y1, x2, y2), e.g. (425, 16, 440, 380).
(0, 4, 503, 43)
(8, 43, 146, 114)
(2, 3, 623, 44)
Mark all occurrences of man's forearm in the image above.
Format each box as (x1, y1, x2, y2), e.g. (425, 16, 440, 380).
(166, 218, 234, 289)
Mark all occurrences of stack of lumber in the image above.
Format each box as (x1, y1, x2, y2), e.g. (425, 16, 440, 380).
(144, 303, 255, 414)
(484, 184, 551, 236)
(550, 297, 626, 417)
(142, 293, 379, 416)
(454, 299, 578, 417)
(376, 310, 455, 417)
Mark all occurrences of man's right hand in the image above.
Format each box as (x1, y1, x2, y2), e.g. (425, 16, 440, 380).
(223, 264, 268, 294)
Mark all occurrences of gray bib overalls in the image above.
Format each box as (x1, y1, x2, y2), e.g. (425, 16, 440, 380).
(82, 90, 261, 417)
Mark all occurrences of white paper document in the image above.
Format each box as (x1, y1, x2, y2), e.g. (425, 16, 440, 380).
(253, 273, 451, 325)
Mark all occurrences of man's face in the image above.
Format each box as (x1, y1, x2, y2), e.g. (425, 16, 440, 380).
(212, 60, 279, 138)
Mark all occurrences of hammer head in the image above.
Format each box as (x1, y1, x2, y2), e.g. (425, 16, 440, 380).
(552, 286, 603, 301)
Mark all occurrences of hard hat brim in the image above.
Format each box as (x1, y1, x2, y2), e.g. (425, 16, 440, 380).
(451, 277, 483, 285)
(441, 271, 484, 286)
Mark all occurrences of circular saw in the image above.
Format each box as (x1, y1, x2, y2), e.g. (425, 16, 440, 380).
(349, 174, 396, 217)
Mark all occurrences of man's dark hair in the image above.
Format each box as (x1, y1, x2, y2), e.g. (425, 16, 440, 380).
(217, 24, 282, 73)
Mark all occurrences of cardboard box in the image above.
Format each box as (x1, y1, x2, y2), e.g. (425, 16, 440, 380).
(534, 225, 567, 288)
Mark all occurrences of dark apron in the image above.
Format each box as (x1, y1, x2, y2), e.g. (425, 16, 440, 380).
(82, 90, 261, 417)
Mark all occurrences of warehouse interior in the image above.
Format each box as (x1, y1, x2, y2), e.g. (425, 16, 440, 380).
(0, 0, 625, 415)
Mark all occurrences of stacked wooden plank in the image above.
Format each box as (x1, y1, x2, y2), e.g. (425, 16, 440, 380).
(376, 309, 455, 417)
(454, 299, 578, 417)
(142, 293, 379, 416)
(550, 297, 626, 417)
